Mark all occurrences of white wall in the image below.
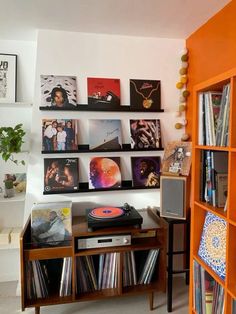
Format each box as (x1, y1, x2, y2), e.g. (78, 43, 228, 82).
(25, 29, 185, 219)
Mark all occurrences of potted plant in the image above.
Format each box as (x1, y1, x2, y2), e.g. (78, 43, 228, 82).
(0, 124, 26, 198)
(0, 123, 26, 165)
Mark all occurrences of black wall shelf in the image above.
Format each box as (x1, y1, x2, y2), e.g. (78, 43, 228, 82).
(39, 105, 164, 113)
(42, 144, 164, 154)
(43, 180, 159, 194)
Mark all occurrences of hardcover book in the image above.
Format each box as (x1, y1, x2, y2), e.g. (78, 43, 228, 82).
(40, 75, 77, 109)
(131, 156, 161, 187)
(42, 119, 78, 152)
(130, 119, 162, 149)
(44, 158, 79, 193)
(31, 201, 72, 247)
(87, 77, 120, 108)
(89, 157, 121, 189)
(198, 212, 226, 280)
(161, 141, 192, 176)
(130, 79, 161, 111)
(88, 119, 122, 150)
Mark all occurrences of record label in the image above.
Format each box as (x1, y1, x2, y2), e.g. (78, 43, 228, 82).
(89, 207, 124, 219)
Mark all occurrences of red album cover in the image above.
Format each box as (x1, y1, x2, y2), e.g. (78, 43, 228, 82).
(89, 157, 121, 189)
(131, 156, 161, 187)
(130, 119, 162, 149)
(87, 77, 120, 108)
(130, 79, 161, 111)
(44, 158, 79, 192)
(42, 119, 78, 152)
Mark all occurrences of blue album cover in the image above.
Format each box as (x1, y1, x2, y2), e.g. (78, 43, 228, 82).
(198, 212, 226, 280)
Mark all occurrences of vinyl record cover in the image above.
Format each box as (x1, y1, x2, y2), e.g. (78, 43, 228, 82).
(31, 201, 72, 247)
(40, 75, 77, 109)
(198, 212, 226, 280)
(130, 119, 162, 149)
(42, 119, 78, 152)
(130, 79, 161, 111)
(89, 157, 121, 189)
(131, 156, 161, 187)
(89, 119, 122, 150)
(87, 77, 120, 108)
(161, 141, 192, 176)
(44, 158, 79, 192)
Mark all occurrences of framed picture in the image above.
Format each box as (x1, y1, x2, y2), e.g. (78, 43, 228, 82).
(40, 75, 77, 109)
(0, 53, 17, 103)
(131, 156, 161, 187)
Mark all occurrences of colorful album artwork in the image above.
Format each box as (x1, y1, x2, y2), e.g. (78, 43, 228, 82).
(130, 119, 162, 149)
(89, 119, 122, 150)
(198, 212, 226, 280)
(42, 119, 78, 152)
(161, 141, 192, 176)
(40, 75, 77, 109)
(131, 156, 161, 188)
(4, 173, 26, 193)
(44, 158, 79, 193)
(31, 201, 72, 247)
(87, 77, 120, 108)
(89, 157, 121, 189)
(130, 79, 161, 111)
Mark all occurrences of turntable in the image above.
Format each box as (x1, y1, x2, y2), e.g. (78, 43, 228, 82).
(86, 203, 143, 231)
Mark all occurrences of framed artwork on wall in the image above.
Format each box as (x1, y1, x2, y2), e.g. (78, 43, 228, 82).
(0, 53, 17, 103)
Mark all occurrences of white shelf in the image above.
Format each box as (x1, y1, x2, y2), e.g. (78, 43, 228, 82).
(0, 193, 26, 203)
(0, 243, 19, 250)
(0, 102, 32, 108)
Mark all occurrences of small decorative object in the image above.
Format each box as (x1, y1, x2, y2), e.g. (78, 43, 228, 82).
(131, 156, 161, 187)
(130, 119, 162, 149)
(40, 75, 77, 109)
(42, 119, 79, 152)
(161, 141, 192, 176)
(175, 122, 183, 129)
(0, 53, 17, 103)
(179, 104, 186, 112)
(89, 119, 122, 151)
(89, 157, 121, 189)
(0, 124, 25, 164)
(182, 89, 190, 98)
(130, 79, 161, 111)
(4, 174, 14, 198)
(181, 133, 190, 141)
(87, 77, 120, 109)
(198, 212, 226, 280)
(44, 158, 79, 193)
(4, 173, 26, 193)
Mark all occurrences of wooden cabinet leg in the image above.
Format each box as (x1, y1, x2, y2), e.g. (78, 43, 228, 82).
(149, 292, 154, 310)
(35, 306, 40, 314)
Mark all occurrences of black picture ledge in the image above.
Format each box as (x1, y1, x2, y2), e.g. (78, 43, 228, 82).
(43, 180, 159, 195)
(39, 105, 164, 113)
(42, 144, 164, 154)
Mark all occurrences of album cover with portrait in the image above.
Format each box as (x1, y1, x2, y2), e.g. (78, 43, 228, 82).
(130, 79, 161, 111)
(42, 119, 79, 152)
(129, 119, 162, 149)
(161, 141, 192, 176)
(87, 77, 120, 109)
(131, 156, 161, 188)
(89, 119, 122, 151)
(44, 158, 79, 193)
(89, 157, 121, 189)
(40, 75, 77, 109)
(31, 201, 72, 247)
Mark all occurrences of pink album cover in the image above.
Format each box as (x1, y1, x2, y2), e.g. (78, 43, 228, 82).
(87, 77, 120, 108)
(89, 157, 121, 189)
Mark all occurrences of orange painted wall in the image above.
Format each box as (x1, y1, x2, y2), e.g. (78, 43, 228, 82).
(186, 0, 236, 137)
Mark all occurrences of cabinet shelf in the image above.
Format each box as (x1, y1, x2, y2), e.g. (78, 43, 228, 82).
(194, 201, 227, 219)
(0, 102, 32, 108)
(43, 180, 159, 195)
(0, 193, 26, 203)
(39, 105, 164, 112)
(42, 144, 164, 154)
(0, 243, 19, 250)
(195, 145, 229, 151)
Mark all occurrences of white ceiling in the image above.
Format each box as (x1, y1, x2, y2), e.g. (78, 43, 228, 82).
(0, 0, 230, 41)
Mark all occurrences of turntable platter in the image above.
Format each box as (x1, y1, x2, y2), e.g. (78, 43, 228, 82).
(89, 207, 124, 219)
